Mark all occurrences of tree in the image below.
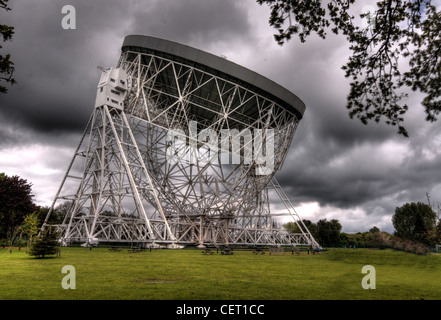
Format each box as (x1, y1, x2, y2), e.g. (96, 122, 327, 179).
(284, 219, 316, 234)
(284, 219, 341, 246)
(315, 218, 342, 247)
(392, 202, 437, 245)
(52, 201, 73, 224)
(368, 231, 391, 249)
(369, 226, 380, 233)
(20, 211, 40, 253)
(0, 0, 16, 93)
(425, 193, 441, 244)
(283, 221, 298, 233)
(257, 0, 441, 137)
(29, 227, 60, 258)
(0, 173, 39, 249)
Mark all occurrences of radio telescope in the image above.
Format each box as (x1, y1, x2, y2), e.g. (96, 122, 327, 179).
(42, 35, 318, 248)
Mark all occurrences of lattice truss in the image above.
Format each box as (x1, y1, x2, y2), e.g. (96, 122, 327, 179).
(43, 49, 318, 248)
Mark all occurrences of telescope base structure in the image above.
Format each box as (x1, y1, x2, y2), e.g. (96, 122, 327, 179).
(45, 104, 317, 248)
(53, 218, 316, 248)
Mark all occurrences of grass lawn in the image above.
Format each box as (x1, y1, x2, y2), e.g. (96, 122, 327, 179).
(1, 247, 440, 300)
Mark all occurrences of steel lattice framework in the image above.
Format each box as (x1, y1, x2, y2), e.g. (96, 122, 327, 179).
(42, 35, 318, 248)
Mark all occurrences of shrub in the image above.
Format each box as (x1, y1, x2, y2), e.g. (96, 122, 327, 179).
(413, 243, 430, 255)
(390, 238, 404, 251)
(387, 237, 430, 255)
(368, 232, 390, 249)
(403, 240, 416, 253)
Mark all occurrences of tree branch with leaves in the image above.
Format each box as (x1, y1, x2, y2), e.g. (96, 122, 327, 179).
(0, 0, 16, 94)
(257, 0, 441, 137)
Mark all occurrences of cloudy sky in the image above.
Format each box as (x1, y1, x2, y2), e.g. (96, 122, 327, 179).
(1, 0, 440, 233)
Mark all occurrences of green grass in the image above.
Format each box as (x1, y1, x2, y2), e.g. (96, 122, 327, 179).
(1, 247, 441, 300)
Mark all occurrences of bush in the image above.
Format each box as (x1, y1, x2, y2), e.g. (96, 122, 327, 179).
(413, 242, 430, 255)
(403, 240, 415, 253)
(390, 238, 403, 250)
(366, 232, 430, 255)
(388, 237, 430, 255)
(368, 232, 390, 249)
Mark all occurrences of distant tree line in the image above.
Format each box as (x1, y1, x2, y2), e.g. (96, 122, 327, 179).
(2, 172, 440, 256)
(284, 200, 441, 255)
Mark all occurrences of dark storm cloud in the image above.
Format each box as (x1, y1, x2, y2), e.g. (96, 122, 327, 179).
(267, 32, 441, 216)
(0, 0, 252, 147)
(277, 110, 441, 211)
(0, 0, 117, 143)
(277, 93, 441, 210)
(128, 0, 252, 48)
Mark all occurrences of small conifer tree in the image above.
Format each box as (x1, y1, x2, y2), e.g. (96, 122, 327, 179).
(29, 227, 59, 258)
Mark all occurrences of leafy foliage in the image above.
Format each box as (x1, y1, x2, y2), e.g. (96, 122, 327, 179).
(392, 201, 439, 245)
(257, 0, 441, 136)
(20, 211, 40, 252)
(315, 218, 342, 246)
(284, 218, 342, 246)
(0, 0, 16, 93)
(0, 173, 39, 241)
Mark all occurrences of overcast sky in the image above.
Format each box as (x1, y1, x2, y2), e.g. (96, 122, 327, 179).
(1, 0, 440, 233)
